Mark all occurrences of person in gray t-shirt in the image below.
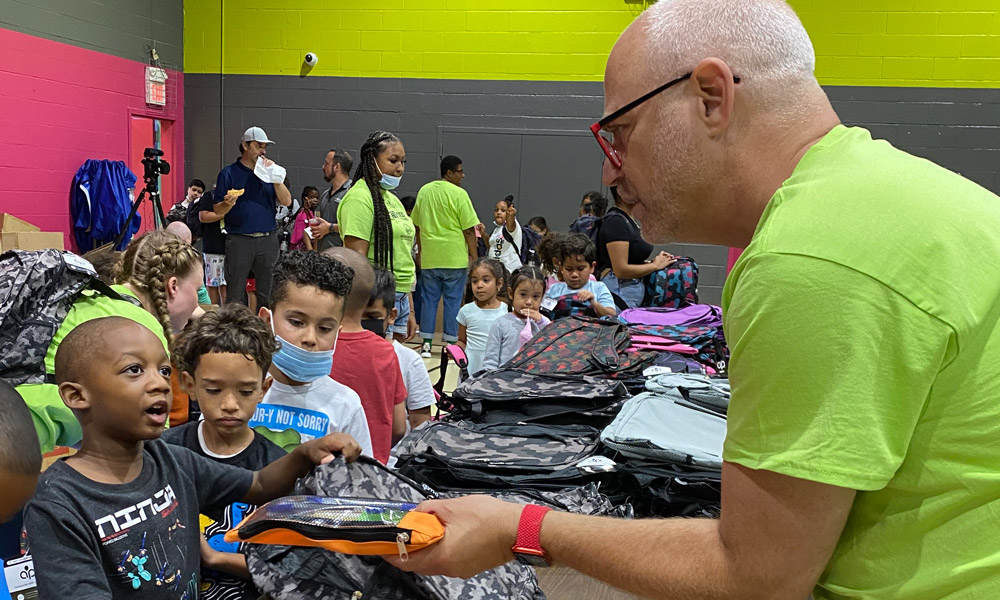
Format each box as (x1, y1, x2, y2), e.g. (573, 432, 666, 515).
(313, 149, 354, 251)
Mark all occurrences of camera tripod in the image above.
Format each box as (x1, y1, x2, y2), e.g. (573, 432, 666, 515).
(112, 182, 167, 250)
(112, 147, 170, 249)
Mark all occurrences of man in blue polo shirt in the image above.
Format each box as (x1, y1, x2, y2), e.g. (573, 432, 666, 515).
(213, 126, 292, 309)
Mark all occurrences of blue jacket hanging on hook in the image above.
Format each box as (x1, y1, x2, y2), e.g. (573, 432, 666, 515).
(71, 159, 139, 251)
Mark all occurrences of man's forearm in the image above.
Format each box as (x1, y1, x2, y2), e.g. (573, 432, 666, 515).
(464, 228, 477, 261)
(275, 183, 292, 207)
(200, 210, 223, 223)
(541, 513, 745, 600)
(213, 202, 233, 216)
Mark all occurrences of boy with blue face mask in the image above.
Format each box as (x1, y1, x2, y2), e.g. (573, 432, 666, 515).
(251, 251, 373, 458)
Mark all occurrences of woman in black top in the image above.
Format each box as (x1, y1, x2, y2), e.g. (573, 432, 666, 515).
(596, 187, 675, 308)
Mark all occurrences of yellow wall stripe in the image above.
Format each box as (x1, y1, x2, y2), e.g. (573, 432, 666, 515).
(184, 1, 1000, 87)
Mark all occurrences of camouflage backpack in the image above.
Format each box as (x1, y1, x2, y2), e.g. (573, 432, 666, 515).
(0, 249, 122, 386)
(446, 370, 628, 426)
(245, 456, 546, 600)
(393, 421, 613, 493)
(505, 316, 655, 379)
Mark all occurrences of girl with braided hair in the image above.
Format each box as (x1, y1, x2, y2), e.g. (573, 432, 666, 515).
(115, 229, 205, 345)
(337, 130, 418, 342)
(17, 230, 204, 452)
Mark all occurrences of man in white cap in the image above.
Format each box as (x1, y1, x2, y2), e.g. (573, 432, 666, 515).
(213, 126, 292, 309)
(386, 1, 1000, 598)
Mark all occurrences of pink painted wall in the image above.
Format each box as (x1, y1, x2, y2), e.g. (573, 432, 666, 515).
(0, 27, 184, 250)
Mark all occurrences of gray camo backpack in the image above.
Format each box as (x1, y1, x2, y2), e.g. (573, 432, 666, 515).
(245, 456, 546, 600)
(0, 249, 123, 386)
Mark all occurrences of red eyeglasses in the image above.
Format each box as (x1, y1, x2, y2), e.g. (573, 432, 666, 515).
(590, 72, 741, 169)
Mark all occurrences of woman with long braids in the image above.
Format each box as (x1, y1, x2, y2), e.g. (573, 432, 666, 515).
(337, 130, 417, 341)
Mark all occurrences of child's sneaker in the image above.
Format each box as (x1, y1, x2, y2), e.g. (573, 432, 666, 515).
(420, 341, 432, 358)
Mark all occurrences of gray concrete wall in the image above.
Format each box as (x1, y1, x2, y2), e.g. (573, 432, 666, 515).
(184, 73, 1000, 305)
(0, 0, 183, 70)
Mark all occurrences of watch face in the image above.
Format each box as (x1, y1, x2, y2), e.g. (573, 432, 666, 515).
(515, 552, 551, 568)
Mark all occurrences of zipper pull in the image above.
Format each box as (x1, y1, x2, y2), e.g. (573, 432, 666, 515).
(396, 532, 410, 562)
(351, 592, 362, 600)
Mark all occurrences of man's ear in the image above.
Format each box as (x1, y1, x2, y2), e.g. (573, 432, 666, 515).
(590, 261, 598, 271)
(258, 306, 271, 325)
(261, 375, 274, 398)
(385, 308, 398, 332)
(690, 57, 736, 137)
(58, 382, 89, 411)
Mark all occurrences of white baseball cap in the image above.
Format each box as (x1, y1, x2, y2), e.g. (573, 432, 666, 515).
(242, 126, 275, 144)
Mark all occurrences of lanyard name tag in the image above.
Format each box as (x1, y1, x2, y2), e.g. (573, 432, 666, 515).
(3, 555, 37, 598)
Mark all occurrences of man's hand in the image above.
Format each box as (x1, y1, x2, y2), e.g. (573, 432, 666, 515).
(260, 157, 275, 169)
(385, 496, 523, 579)
(575, 290, 595, 302)
(297, 432, 362, 465)
(310, 217, 332, 240)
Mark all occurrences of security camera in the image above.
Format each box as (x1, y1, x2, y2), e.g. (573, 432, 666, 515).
(304, 53, 318, 67)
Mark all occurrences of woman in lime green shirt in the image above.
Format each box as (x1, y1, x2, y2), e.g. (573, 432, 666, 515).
(337, 130, 417, 342)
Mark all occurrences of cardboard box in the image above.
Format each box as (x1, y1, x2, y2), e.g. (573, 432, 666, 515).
(0, 213, 65, 252)
(0, 213, 40, 233)
(1, 231, 65, 252)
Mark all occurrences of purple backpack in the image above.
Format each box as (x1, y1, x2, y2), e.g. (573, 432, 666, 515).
(619, 304, 723, 329)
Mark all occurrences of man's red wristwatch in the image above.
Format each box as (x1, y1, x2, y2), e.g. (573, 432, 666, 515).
(512, 504, 553, 567)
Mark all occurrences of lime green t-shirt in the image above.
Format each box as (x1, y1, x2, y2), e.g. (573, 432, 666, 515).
(722, 125, 1000, 599)
(337, 181, 416, 293)
(411, 179, 479, 270)
(17, 288, 169, 452)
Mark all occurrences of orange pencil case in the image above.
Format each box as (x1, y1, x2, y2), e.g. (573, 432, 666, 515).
(225, 496, 444, 560)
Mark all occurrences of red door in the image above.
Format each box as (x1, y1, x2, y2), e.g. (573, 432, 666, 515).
(128, 116, 176, 236)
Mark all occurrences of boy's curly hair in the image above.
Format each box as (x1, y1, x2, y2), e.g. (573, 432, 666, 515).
(556, 233, 596, 265)
(272, 250, 354, 313)
(172, 303, 276, 378)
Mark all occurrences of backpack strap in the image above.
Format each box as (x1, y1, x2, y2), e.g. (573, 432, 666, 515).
(89, 277, 129, 303)
(500, 226, 522, 258)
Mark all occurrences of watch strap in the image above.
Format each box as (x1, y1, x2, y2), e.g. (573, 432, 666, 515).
(513, 504, 552, 560)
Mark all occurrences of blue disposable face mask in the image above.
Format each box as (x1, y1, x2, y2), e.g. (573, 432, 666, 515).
(265, 309, 336, 383)
(376, 163, 402, 190)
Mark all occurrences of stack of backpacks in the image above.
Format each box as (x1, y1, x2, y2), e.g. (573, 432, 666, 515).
(396, 303, 732, 520)
(247, 297, 731, 599)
